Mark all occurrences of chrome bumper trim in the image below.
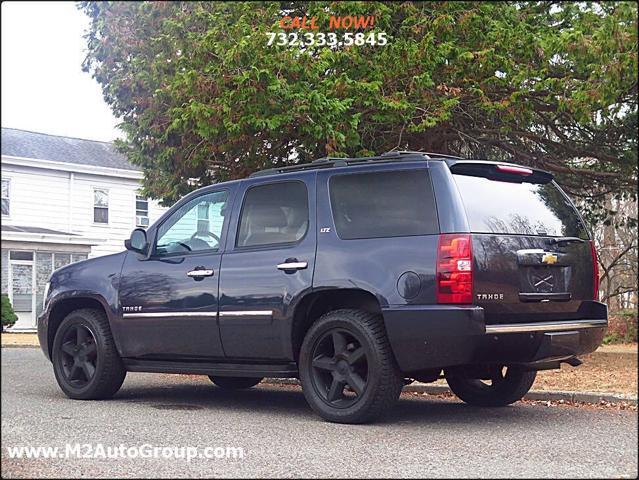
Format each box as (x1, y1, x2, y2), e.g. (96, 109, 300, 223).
(485, 319, 608, 334)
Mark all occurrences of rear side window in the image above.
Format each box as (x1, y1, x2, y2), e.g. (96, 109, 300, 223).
(453, 174, 588, 238)
(329, 169, 438, 240)
(236, 181, 309, 248)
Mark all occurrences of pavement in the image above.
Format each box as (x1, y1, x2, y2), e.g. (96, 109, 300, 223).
(4, 332, 636, 403)
(2, 348, 638, 478)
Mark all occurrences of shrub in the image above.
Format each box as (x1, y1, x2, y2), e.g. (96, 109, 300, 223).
(603, 309, 638, 344)
(1, 295, 18, 331)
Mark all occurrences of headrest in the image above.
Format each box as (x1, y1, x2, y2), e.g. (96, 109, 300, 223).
(196, 219, 209, 234)
(247, 204, 288, 229)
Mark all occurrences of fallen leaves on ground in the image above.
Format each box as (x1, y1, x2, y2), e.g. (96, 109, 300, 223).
(534, 350, 637, 394)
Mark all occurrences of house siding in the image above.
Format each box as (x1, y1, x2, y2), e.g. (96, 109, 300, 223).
(1, 129, 170, 330)
(1, 165, 70, 229)
(1, 162, 166, 257)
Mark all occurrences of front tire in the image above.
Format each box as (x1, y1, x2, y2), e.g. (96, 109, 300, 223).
(299, 309, 403, 424)
(446, 366, 536, 407)
(52, 308, 126, 400)
(208, 376, 262, 389)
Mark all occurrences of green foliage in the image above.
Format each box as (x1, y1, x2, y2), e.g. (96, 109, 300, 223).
(80, 1, 638, 207)
(1, 295, 18, 330)
(603, 309, 638, 344)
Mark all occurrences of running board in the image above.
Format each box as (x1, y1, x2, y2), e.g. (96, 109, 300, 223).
(123, 358, 298, 378)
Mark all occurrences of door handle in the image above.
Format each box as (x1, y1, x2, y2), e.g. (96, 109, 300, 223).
(187, 268, 214, 279)
(277, 261, 308, 271)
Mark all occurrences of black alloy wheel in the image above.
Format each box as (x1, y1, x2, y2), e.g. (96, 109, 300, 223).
(52, 308, 126, 400)
(446, 365, 537, 407)
(59, 324, 98, 387)
(208, 376, 263, 389)
(299, 309, 403, 424)
(310, 328, 370, 408)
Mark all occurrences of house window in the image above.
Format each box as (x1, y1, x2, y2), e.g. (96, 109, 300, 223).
(136, 194, 149, 227)
(93, 188, 109, 224)
(1, 178, 9, 216)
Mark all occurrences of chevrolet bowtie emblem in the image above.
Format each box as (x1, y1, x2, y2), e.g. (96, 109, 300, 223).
(541, 253, 558, 265)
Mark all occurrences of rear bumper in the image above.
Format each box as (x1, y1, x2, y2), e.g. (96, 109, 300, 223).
(484, 319, 607, 334)
(382, 302, 608, 373)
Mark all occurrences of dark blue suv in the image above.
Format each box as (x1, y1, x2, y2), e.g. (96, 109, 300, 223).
(38, 152, 607, 423)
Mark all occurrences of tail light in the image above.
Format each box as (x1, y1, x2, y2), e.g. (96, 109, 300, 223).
(589, 240, 599, 300)
(437, 234, 473, 304)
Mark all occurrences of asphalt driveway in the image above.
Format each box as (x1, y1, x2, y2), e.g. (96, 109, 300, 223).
(1, 348, 637, 478)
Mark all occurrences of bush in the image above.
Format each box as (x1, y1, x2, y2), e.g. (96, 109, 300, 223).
(603, 309, 638, 344)
(1, 295, 18, 331)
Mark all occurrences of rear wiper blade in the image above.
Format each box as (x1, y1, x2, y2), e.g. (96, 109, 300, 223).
(546, 237, 586, 246)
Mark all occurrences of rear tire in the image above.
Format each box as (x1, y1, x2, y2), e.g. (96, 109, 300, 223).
(208, 376, 263, 389)
(299, 309, 403, 424)
(52, 308, 126, 400)
(446, 366, 536, 407)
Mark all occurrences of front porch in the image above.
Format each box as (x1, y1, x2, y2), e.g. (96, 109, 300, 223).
(1, 225, 101, 331)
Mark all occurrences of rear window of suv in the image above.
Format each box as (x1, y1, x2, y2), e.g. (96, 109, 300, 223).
(453, 174, 588, 238)
(329, 169, 438, 240)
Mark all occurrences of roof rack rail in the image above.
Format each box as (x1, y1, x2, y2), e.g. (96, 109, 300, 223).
(381, 150, 430, 157)
(311, 156, 348, 164)
(248, 150, 441, 178)
(420, 151, 464, 160)
(381, 150, 463, 160)
(249, 160, 343, 178)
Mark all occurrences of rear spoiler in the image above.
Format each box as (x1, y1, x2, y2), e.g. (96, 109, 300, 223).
(446, 160, 554, 184)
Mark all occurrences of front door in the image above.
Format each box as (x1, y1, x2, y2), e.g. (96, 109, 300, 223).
(218, 176, 316, 360)
(118, 189, 232, 359)
(9, 252, 35, 330)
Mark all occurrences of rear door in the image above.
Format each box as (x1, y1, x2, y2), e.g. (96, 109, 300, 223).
(217, 173, 316, 360)
(450, 163, 596, 324)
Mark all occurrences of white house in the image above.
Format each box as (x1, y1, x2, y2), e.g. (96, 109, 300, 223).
(1, 128, 166, 330)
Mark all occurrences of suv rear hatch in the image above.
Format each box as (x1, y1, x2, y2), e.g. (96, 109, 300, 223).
(449, 161, 598, 325)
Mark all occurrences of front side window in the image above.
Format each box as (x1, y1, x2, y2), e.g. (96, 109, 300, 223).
(155, 190, 229, 256)
(236, 181, 309, 248)
(93, 188, 109, 224)
(136, 194, 149, 227)
(1, 178, 10, 216)
(329, 169, 438, 240)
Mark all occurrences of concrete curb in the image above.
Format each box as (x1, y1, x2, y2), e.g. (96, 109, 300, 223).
(1, 344, 39, 348)
(262, 378, 638, 405)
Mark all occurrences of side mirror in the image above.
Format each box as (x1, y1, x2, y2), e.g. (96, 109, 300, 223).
(125, 228, 148, 255)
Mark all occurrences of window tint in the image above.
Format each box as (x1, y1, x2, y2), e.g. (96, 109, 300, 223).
(237, 181, 309, 248)
(156, 190, 229, 256)
(453, 174, 588, 238)
(329, 170, 438, 240)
